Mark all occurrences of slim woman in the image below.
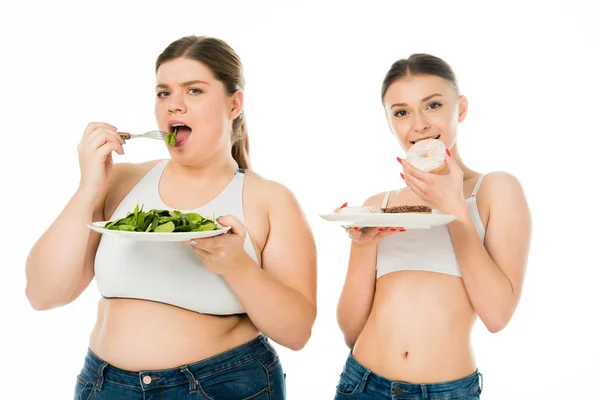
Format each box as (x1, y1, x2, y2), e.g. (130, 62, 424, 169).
(25, 35, 317, 400)
(334, 54, 531, 399)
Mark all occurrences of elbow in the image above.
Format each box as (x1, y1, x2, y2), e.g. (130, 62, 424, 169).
(25, 288, 53, 311)
(481, 311, 512, 334)
(25, 284, 66, 311)
(282, 325, 313, 351)
(288, 312, 317, 351)
(343, 335, 357, 350)
(285, 307, 316, 351)
(337, 316, 359, 349)
(485, 321, 506, 334)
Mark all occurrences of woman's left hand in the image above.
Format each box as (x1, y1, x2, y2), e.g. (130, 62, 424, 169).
(186, 215, 253, 276)
(399, 152, 467, 217)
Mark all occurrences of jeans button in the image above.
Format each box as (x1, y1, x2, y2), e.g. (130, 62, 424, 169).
(143, 375, 152, 384)
(393, 387, 401, 394)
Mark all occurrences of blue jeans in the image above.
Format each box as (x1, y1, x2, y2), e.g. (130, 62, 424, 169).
(334, 352, 483, 399)
(74, 334, 285, 399)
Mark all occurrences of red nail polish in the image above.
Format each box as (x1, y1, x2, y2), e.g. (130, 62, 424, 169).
(397, 157, 403, 164)
(399, 228, 406, 232)
(446, 149, 451, 157)
(401, 173, 405, 180)
(378, 228, 385, 231)
(340, 202, 348, 209)
(354, 227, 359, 231)
(390, 228, 397, 231)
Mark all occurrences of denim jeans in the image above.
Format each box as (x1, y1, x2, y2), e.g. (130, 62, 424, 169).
(74, 334, 285, 399)
(334, 352, 483, 399)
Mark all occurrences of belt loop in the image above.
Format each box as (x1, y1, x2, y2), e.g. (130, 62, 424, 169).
(356, 368, 370, 393)
(180, 366, 198, 394)
(94, 362, 108, 391)
(478, 371, 484, 392)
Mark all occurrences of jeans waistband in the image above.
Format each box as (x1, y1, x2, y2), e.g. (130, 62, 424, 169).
(343, 351, 483, 396)
(82, 334, 272, 391)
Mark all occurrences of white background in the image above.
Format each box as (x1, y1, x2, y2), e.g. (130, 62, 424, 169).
(1, 1, 598, 399)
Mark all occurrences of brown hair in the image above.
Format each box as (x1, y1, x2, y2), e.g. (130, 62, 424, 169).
(156, 36, 251, 170)
(381, 53, 460, 101)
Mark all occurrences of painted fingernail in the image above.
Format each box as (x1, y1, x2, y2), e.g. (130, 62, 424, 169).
(399, 228, 406, 232)
(401, 173, 405, 180)
(378, 228, 385, 231)
(340, 202, 348, 209)
(446, 149, 451, 157)
(397, 157, 403, 164)
(354, 227, 359, 231)
(390, 228, 397, 231)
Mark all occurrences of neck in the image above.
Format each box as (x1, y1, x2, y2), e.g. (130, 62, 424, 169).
(167, 149, 238, 184)
(447, 143, 478, 180)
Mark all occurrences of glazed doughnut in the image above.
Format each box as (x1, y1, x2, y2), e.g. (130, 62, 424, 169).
(406, 138, 447, 173)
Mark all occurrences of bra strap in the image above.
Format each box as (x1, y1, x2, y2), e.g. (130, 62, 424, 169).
(470, 174, 485, 197)
(381, 191, 392, 207)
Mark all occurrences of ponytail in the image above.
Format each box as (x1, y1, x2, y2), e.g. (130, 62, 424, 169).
(231, 112, 251, 170)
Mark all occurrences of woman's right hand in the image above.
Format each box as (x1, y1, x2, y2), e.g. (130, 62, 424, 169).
(334, 204, 405, 246)
(77, 122, 125, 199)
(344, 226, 405, 246)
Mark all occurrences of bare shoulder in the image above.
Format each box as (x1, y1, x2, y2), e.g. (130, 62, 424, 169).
(361, 191, 386, 207)
(242, 170, 300, 208)
(480, 171, 527, 201)
(104, 159, 164, 216)
(362, 188, 410, 207)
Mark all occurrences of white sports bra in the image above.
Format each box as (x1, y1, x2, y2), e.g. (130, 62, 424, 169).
(94, 160, 259, 315)
(376, 174, 486, 279)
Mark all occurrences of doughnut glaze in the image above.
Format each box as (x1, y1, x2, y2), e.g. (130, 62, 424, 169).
(407, 138, 447, 173)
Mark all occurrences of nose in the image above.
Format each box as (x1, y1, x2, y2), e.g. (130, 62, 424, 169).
(413, 113, 430, 133)
(167, 92, 186, 114)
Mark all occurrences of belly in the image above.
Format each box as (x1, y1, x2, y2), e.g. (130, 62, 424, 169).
(352, 270, 477, 383)
(88, 298, 259, 371)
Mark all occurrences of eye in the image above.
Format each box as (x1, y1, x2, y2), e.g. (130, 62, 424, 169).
(157, 91, 169, 98)
(427, 102, 442, 110)
(188, 88, 204, 95)
(394, 109, 408, 117)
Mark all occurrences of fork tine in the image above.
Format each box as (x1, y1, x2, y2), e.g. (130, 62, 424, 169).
(148, 130, 167, 139)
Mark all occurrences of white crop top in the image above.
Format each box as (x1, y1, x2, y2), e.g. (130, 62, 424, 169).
(376, 174, 486, 279)
(94, 160, 259, 315)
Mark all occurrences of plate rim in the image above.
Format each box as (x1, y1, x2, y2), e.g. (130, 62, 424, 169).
(87, 221, 231, 236)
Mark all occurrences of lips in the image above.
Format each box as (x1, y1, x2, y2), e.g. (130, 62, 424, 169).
(410, 134, 441, 145)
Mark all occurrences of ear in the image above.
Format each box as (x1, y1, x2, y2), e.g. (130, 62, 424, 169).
(457, 95, 468, 123)
(230, 91, 244, 120)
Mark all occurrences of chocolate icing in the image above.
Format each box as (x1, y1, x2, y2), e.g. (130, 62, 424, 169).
(382, 205, 432, 213)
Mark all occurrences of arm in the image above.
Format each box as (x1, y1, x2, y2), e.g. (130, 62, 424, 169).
(448, 172, 531, 333)
(25, 187, 104, 310)
(222, 183, 317, 351)
(336, 194, 392, 349)
(25, 162, 129, 310)
(336, 243, 378, 349)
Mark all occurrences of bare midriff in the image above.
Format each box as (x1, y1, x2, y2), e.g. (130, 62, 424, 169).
(352, 270, 477, 383)
(88, 297, 260, 371)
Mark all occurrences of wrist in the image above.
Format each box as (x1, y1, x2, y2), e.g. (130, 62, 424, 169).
(222, 255, 258, 282)
(449, 200, 471, 223)
(75, 186, 103, 205)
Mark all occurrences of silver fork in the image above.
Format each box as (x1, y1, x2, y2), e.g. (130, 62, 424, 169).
(118, 130, 168, 141)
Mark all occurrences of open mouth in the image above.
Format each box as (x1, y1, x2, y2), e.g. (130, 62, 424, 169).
(168, 122, 192, 147)
(410, 134, 440, 145)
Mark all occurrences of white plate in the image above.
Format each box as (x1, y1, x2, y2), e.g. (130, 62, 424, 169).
(87, 221, 231, 241)
(319, 212, 456, 229)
